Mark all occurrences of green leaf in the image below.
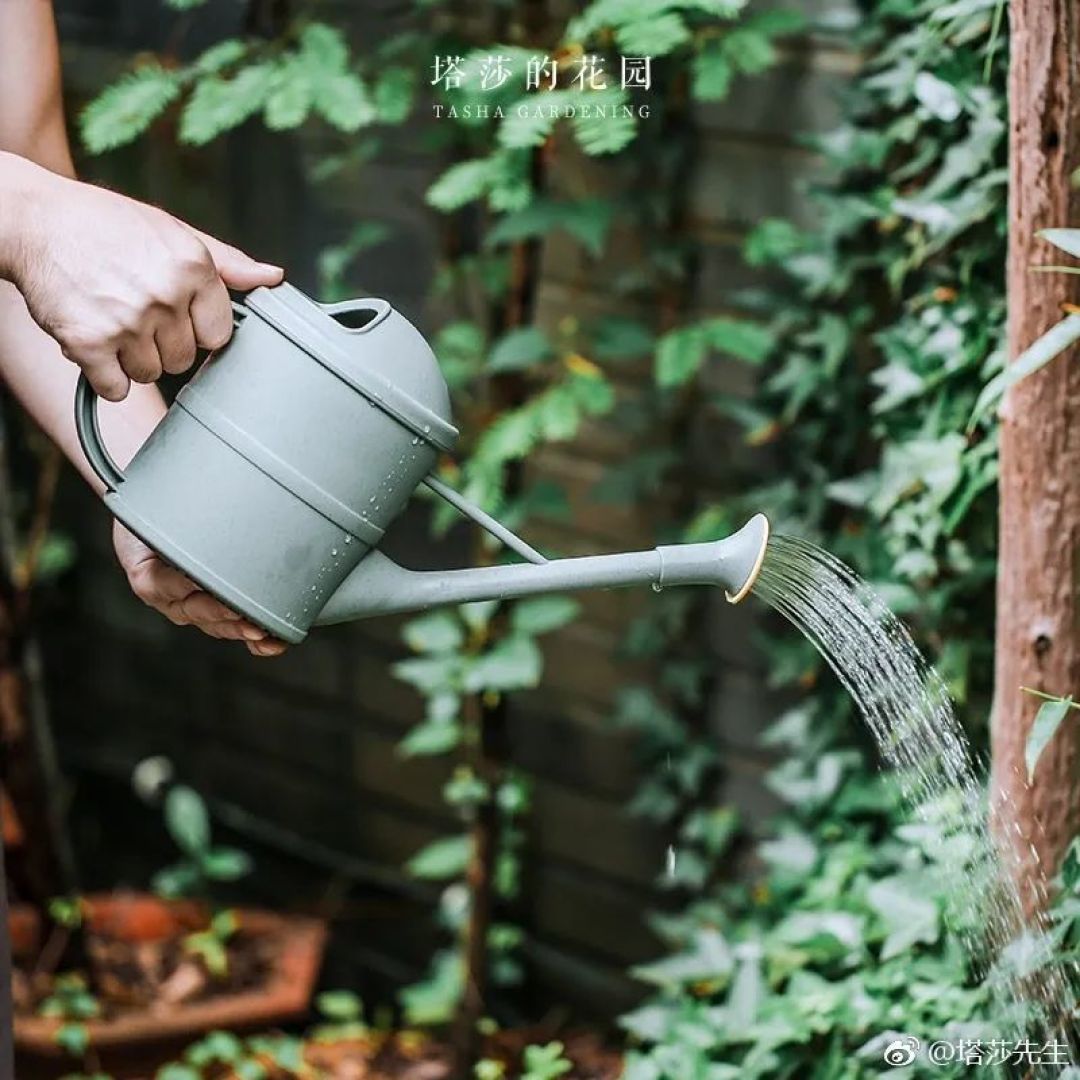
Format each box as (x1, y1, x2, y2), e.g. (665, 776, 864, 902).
(313, 72, 376, 132)
(511, 596, 581, 635)
(263, 58, 314, 130)
(1039, 228, 1080, 259)
(317, 989, 363, 1021)
(404, 610, 465, 653)
(157, 1065, 202, 1080)
(179, 64, 275, 145)
(194, 40, 248, 75)
(633, 928, 734, 987)
(81, 64, 181, 154)
(463, 634, 543, 692)
(56, 1023, 89, 1057)
(704, 317, 773, 363)
(200, 847, 253, 881)
(913, 71, 963, 122)
(427, 159, 494, 212)
(406, 834, 471, 880)
(165, 0, 209, 8)
(970, 314, 1080, 428)
(655, 326, 707, 388)
(866, 875, 940, 958)
(373, 67, 415, 123)
(1026, 696, 1074, 782)
(165, 786, 210, 856)
(572, 88, 637, 155)
(615, 13, 689, 55)
(691, 45, 733, 101)
(399, 718, 460, 757)
(590, 316, 655, 360)
(488, 327, 553, 372)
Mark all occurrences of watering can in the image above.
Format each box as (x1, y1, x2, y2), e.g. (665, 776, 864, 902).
(74, 283, 769, 645)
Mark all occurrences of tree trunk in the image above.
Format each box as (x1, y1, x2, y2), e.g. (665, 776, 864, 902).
(991, 0, 1080, 910)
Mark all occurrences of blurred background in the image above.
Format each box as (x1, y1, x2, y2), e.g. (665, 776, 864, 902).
(0, 0, 1009, 1075)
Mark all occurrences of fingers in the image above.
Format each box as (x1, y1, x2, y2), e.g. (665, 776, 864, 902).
(118, 333, 163, 385)
(155, 313, 198, 375)
(80, 356, 131, 403)
(122, 548, 286, 654)
(192, 229, 284, 292)
(189, 273, 234, 352)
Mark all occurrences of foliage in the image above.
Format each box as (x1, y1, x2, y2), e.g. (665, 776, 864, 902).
(152, 783, 253, 900)
(79, 0, 1013, 1072)
(620, 0, 1013, 1073)
(621, 764, 1001, 1079)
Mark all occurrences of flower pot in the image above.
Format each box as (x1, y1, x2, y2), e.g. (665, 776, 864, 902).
(12, 892, 327, 1079)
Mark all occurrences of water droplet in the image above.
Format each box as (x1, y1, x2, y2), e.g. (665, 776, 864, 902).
(666, 845, 677, 879)
(331, 548, 339, 557)
(345, 536, 353, 544)
(423, 424, 431, 434)
(411, 436, 420, 446)
(651, 582, 663, 593)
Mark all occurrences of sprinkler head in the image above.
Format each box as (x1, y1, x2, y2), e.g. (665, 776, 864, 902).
(723, 513, 770, 605)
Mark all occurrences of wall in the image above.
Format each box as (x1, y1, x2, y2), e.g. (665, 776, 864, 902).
(31, 0, 856, 1019)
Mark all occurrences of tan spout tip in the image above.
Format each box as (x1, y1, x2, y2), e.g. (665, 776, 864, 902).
(724, 514, 770, 605)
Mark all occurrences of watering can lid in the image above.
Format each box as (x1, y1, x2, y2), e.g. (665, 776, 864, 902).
(242, 283, 459, 452)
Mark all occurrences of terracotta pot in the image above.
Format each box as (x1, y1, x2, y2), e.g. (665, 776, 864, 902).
(12, 893, 327, 1079)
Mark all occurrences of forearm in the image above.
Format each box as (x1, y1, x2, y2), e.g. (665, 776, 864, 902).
(0, 282, 165, 492)
(0, 2, 165, 489)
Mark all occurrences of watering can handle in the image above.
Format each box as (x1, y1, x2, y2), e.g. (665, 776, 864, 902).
(74, 373, 125, 493)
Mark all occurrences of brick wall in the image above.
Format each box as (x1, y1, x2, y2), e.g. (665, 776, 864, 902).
(32, 0, 858, 1019)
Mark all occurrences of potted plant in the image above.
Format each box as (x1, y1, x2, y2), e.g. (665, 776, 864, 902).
(11, 759, 327, 1079)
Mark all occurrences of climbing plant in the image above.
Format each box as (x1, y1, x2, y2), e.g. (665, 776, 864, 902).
(620, 0, 1013, 1074)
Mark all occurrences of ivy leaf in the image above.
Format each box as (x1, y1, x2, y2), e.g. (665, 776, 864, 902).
(404, 610, 465, 654)
(914, 71, 963, 122)
(969, 314, 1080, 428)
(511, 596, 581, 635)
(1026, 696, 1074, 782)
(81, 64, 181, 154)
(591, 316, 655, 360)
(406, 835, 471, 880)
(488, 327, 553, 372)
(633, 928, 734, 987)
(704, 317, 772, 363)
(399, 718, 460, 757)
(655, 326, 707, 388)
(463, 635, 543, 692)
(866, 875, 940, 958)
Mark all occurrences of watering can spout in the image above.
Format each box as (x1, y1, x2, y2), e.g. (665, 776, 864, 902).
(315, 513, 770, 625)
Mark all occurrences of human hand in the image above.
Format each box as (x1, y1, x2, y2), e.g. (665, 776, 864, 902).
(1, 159, 282, 400)
(113, 522, 287, 657)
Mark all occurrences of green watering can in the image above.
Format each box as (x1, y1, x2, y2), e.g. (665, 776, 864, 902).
(75, 283, 769, 645)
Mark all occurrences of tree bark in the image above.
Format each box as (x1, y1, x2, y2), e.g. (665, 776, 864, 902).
(991, 0, 1080, 910)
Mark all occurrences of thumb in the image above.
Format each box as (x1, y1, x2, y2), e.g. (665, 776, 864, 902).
(190, 228, 284, 291)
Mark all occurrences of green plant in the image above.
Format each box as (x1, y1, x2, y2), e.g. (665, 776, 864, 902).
(156, 1029, 306, 1080)
(182, 909, 239, 979)
(521, 1041, 573, 1079)
(152, 784, 253, 900)
(310, 989, 368, 1043)
(619, 0, 1016, 1072)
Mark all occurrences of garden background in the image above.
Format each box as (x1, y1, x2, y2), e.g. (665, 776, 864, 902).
(1, 0, 1044, 1074)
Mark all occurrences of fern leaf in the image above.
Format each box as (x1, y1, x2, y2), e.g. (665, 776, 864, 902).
(80, 64, 180, 154)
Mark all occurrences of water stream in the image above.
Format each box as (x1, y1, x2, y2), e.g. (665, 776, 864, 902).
(753, 533, 1077, 1062)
